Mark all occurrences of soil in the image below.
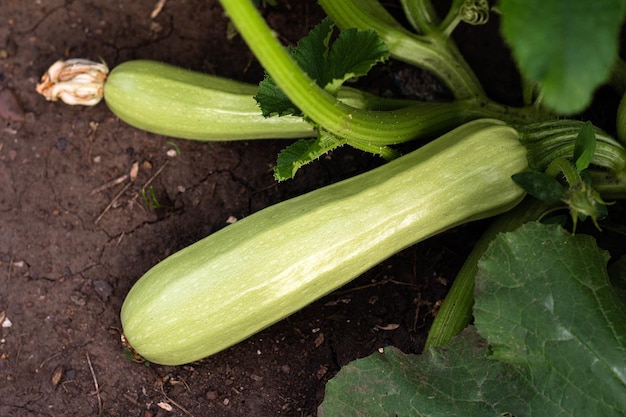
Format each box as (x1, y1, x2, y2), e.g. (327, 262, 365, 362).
(0, 1, 623, 417)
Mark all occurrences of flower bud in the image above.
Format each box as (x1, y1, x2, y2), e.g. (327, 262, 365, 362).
(36, 59, 109, 106)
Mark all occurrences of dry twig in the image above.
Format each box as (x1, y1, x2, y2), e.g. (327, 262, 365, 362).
(86, 352, 103, 416)
(335, 276, 412, 295)
(129, 161, 169, 204)
(159, 381, 195, 417)
(94, 182, 132, 224)
(93, 160, 169, 223)
(151, 0, 167, 19)
(89, 174, 129, 195)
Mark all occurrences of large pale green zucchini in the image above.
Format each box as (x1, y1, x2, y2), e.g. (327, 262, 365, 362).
(120, 119, 527, 365)
(103, 60, 316, 140)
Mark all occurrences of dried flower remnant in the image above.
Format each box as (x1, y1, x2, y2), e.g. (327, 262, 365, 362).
(36, 59, 109, 106)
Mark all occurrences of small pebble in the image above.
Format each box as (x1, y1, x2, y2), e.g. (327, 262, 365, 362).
(56, 137, 67, 151)
(65, 368, 76, 380)
(93, 279, 113, 301)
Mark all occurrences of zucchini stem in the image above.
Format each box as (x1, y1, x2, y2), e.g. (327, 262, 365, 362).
(518, 120, 626, 173)
(545, 158, 583, 187)
(220, 0, 551, 148)
(399, 0, 441, 34)
(220, 0, 389, 142)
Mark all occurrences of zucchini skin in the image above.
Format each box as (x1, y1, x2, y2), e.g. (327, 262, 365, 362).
(120, 119, 528, 365)
(103, 60, 316, 140)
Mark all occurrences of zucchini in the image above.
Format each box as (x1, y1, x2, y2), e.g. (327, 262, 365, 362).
(103, 60, 316, 140)
(120, 119, 528, 365)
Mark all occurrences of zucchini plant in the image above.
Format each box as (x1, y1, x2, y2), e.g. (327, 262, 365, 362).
(35, 0, 626, 381)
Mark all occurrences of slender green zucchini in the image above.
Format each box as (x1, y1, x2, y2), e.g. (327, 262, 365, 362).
(103, 60, 316, 140)
(120, 119, 528, 365)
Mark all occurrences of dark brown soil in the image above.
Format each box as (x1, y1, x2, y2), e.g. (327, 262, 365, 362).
(1, 1, 623, 417)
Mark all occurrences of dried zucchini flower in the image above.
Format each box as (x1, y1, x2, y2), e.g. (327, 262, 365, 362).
(36, 59, 109, 106)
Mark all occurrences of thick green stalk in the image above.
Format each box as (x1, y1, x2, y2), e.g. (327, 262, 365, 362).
(545, 158, 583, 187)
(219, 0, 430, 144)
(319, 0, 485, 100)
(219, 0, 547, 146)
(400, 0, 441, 34)
(518, 120, 626, 173)
(219, 0, 361, 138)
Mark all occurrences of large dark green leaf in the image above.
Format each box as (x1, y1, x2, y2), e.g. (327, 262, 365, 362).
(475, 222, 626, 415)
(320, 223, 626, 416)
(319, 327, 530, 417)
(500, 0, 625, 114)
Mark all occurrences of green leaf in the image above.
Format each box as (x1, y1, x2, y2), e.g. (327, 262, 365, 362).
(256, 74, 302, 117)
(512, 171, 565, 202)
(573, 121, 597, 171)
(325, 27, 389, 93)
(500, 0, 626, 114)
(318, 327, 531, 417)
(475, 222, 626, 415)
(273, 133, 346, 181)
(291, 17, 334, 88)
(320, 222, 626, 416)
(256, 17, 388, 116)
